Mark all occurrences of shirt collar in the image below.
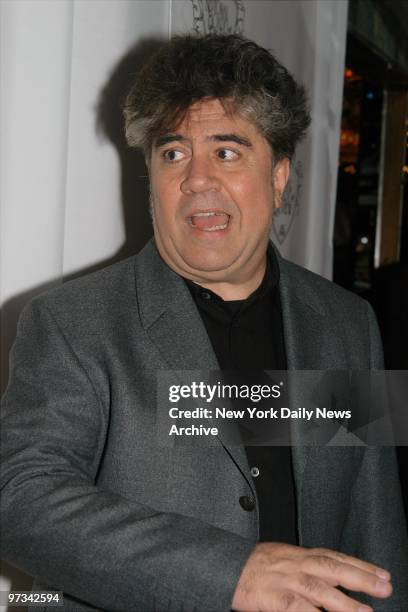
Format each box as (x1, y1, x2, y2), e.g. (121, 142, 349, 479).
(183, 243, 280, 310)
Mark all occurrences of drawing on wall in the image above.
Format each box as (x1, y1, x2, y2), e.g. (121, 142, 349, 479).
(191, 0, 245, 34)
(273, 156, 304, 245)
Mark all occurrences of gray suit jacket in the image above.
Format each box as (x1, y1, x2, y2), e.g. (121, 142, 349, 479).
(1, 239, 407, 611)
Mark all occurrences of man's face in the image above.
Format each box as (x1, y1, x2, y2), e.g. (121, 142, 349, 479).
(149, 98, 289, 290)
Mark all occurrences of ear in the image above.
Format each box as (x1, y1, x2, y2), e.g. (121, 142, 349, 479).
(273, 158, 290, 209)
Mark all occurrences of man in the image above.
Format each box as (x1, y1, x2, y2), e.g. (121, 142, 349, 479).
(1, 34, 407, 612)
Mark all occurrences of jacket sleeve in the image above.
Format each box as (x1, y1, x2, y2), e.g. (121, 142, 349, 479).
(0, 298, 254, 612)
(341, 301, 408, 609)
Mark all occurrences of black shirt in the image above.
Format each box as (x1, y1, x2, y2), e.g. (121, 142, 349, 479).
(184, 247, 298, 544)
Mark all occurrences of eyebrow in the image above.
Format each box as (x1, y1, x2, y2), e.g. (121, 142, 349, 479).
(154, 134, 187, 148)
(153, 133, 253, 149)
(211, 133, 253, 147)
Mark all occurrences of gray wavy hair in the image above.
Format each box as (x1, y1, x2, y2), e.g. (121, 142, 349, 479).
(123, 34, 311, 162)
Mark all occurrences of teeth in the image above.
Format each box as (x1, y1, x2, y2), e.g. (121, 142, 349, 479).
(201, 223, 228, 231)
(187, 218, 229, 231)
(191, 212, 217, 217)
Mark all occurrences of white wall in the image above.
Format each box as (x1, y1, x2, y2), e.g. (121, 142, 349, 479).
(0, 1, 170, 605)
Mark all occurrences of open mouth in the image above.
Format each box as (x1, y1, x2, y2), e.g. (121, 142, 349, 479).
(188, 211, 230, 232)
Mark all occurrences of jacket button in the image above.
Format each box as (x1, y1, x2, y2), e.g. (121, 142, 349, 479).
(239, 495, 256, 511)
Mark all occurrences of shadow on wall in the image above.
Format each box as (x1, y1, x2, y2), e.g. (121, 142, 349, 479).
(0, 38, 164, 598)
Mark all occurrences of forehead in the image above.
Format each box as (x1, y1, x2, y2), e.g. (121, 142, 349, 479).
(171, 98, 261, 139)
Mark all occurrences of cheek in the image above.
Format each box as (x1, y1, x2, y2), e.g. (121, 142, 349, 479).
(152, 180, 178, 218)
(151, 175, 166, 201)
(155, 176, 182, 207)
(231, 174, 273, 216)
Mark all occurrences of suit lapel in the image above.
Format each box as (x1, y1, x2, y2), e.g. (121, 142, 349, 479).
(134, 240, 253, 488)
(278, 253, 350, 543)
(136, 249, 218, 372)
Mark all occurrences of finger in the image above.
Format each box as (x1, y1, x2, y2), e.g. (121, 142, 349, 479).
(310, 548, 391, 580)
(287, 573, 374, 612)
(300, 554, 393, 599)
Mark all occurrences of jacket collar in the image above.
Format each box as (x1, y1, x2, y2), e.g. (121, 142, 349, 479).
(135, 238, 335, 370)
(135, 239, 220, 371)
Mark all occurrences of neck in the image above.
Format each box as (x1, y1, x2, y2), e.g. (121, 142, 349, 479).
(193, 257, 267, 300)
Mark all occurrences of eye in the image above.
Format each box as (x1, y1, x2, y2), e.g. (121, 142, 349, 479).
(162, 149, 185, 162)
(217, 148, 239, 161)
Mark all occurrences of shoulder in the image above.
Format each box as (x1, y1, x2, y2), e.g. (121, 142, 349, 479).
(29, 255, 137, 318)
(30, 239, 161, 314)
(17, 251, 149, 346)
(279, 255, 366, 315)
(277, 254, 383, 368)
(17, 241, 164, 346)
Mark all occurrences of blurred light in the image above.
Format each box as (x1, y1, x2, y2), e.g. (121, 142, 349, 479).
(361, 236, 369, 245)
(403, 165, 408, 174)
(340, 130, 359, 147)
(345, 68, 353, 78)
(366, 91, 374, 100)
(344, 164, 357, 175)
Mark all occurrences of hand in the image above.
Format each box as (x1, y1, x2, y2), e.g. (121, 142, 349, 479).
(231, 542, 392, 611)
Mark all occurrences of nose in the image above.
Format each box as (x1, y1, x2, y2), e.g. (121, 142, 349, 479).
(180, 155, 221, 194)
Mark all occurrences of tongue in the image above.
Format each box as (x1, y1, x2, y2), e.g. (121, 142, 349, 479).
(191, 213, 229, 229)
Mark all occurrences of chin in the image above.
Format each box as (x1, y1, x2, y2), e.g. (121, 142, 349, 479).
(183, 252, 238, 275)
